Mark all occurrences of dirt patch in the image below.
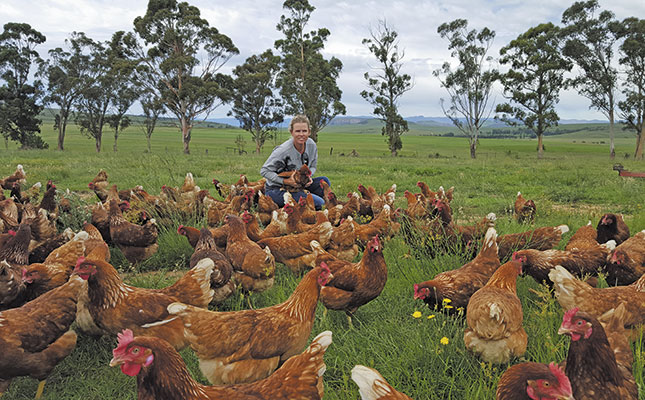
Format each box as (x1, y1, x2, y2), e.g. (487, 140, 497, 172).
(122, 269, 185, 281)
(550, 203, 605, 215)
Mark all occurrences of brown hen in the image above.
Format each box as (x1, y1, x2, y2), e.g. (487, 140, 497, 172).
(167, 264, 332, 384)
(110, 329, 332, 400)
(464, 260, 527, 363)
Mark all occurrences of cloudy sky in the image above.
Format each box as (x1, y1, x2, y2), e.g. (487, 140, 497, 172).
(1, 0, 644, 120)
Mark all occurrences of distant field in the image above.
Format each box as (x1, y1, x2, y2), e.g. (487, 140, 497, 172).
(1, 122, 644, 399)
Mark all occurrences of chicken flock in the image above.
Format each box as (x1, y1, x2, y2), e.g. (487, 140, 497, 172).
(0, 164, 643, 399)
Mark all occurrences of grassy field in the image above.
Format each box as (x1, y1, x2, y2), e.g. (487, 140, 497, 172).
(2, 123, 644, 399)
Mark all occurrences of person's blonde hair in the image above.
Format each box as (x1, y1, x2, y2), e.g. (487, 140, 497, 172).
(289, 114, 311, 132)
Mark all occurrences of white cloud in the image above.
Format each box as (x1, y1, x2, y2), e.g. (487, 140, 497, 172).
(1, 0, 643, 120)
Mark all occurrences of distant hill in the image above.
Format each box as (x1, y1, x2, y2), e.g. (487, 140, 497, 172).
(39, 108, 236, 129)
(39, 107, 609, 132)
(205, 115, 609, 128)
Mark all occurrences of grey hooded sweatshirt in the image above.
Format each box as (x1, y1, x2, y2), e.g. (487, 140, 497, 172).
(260, 138, 318, 190)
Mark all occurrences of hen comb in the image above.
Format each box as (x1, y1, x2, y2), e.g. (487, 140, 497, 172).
(7, 230, 16, 236)
(413, 283, 419, 296)
(113, 329, 135, 357)
(548, 363, 572, 393)
(177, 225, 184, 234)
(320, 262, 330, 274)
(370, 235, 380, 247)
(75, 256, 86, 269)
(563, 307, 579, 324)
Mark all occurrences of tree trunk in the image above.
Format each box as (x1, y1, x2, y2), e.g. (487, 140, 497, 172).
(310, 127, 318, 143)
(57, 125, 65, 151)
(182, 119, 191, 155)
(147, 136, 151, 153)
(113, 128, 119, 152)
(470, 140, 477, 159)
(256, 141, 261, 155)
(391, 149, 397, 157)
(635, 125, 645, 160)
(95, 136, 102, 153)
(609, 112, 615, 159)
(537, 134, 544, 159)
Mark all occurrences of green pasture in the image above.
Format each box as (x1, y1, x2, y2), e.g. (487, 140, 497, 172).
(1, 122, 644, 399)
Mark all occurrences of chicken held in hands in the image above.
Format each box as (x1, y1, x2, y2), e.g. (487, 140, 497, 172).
(558, 307, 638, 400)
(351, 365, 413, 400)
(496, 362, 573, 400)
(414, 227, 500, 313)
(0, 275, 83, 398)
(320, 235, 387, 327)
(73, 256, 213, 349)
(464, 260, 527, 364)
(167, 264, 333, 385)
(110, 328, 332, 400)
(278, 164, 312, 193)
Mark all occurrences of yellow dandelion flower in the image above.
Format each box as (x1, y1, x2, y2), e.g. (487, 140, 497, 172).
(440, 337, 449, 345)
(444, 305, 454, 309)
(427, 314, 436, 320)
(442, 298, 452, 304)
(457, 307, 464, 313)
(412, 311, 422, 319)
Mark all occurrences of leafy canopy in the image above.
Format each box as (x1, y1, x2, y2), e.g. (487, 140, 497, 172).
(229, 49, 284, 154)
(496, 23, 571, 158)
(275, 0, 345, 142)
(434, 19, 496, 159)
(360, 20, 412, 156)
(0, 22, 48, 149)
(133, 0, 238, 153)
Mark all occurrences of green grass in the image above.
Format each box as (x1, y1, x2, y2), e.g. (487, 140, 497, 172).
(1, 123, 644, 399)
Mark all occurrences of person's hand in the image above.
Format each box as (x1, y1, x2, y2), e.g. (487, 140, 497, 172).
(305, 177, 313, 187)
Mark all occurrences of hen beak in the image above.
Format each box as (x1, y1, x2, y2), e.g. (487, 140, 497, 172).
(557, 326, 570, 335)
(109, 356, 124, 367)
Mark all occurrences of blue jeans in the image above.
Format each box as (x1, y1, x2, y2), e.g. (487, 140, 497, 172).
(265, 176, 330, 210)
